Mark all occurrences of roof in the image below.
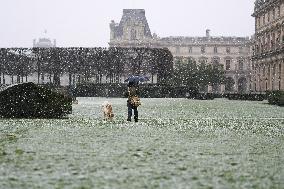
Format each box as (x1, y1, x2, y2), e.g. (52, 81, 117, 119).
(114, 9, 152, 38)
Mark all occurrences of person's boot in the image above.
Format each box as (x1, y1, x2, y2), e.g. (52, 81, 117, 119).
(127, 118, 131, 121)
(134, 116, 138, 122)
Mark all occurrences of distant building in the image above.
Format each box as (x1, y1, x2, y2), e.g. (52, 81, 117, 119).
(110, 9, 153, 45)
(110, 9, 252, 93)
(251, 0, 284, 92)
(33, 30, 56, 48)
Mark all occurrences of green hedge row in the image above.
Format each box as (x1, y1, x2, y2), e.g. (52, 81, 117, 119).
(267, 91, 284, 106)
(75, 83, 199, 98)
(225, 93, 266, 101)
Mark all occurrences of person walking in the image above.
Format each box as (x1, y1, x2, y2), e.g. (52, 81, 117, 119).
(127, 81, 140, 122)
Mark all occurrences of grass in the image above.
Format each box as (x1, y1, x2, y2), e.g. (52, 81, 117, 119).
(0, 97, 283, 189)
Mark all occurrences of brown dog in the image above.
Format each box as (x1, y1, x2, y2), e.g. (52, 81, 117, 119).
(102, 101, 114, 121)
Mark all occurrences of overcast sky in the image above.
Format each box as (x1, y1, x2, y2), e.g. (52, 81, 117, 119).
(0, 0, 255, 48)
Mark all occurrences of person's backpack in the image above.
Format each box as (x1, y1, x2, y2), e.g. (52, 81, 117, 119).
(130, 96, 141, 107)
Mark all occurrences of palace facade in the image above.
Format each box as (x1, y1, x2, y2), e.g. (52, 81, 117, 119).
(109, 9, 252, 93)
(251, 0, 284, 92)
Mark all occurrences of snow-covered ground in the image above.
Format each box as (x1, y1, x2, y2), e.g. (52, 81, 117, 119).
(0, 98, 283, 188)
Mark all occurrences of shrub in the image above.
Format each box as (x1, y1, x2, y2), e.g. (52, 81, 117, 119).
(267, 90, 284, 106)
(0, 82, 72, 118)
(227, 93, 266, 101)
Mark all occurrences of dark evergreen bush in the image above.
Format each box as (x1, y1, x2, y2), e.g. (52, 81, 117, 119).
(267, 91, 284, 106)
(0, 82, 72, 118)
(227, 93, 266, 101)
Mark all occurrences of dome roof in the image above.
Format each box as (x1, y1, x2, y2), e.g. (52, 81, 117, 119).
(36, 38, 53, 47)
(33, 31, 56, 48)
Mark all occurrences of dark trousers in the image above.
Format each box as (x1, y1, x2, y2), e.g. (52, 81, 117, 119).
(128, 104, 138, 121)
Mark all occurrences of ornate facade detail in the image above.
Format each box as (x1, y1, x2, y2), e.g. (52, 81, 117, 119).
(252, 0, 284, 91)
(110, 9, 252, 93)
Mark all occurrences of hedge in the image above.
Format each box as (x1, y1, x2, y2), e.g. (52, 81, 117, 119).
(0, 82, 72, 118)
(226, 93, 266, 101)
(267, 90, 284, 106)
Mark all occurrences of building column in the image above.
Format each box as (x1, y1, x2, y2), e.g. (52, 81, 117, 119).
(257, 66, 260, 91)
(265, 63, 269, 91)
(270, 63, 274, 90)
(246, 75, 251, 92)
(234, 76, 238, 92)
(280, 59, 284, 90)
(252, 62, 257, 92)
(220, 84, 225, 93)
(208, 85, 212, 93)
(101, 75, 107, 83)
(259, 65, 263, 92)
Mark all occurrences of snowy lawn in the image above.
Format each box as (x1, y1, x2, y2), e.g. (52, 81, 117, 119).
(0, 97, 283, 189)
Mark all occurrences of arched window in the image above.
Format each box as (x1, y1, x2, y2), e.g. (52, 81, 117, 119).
(214, 46, 218, 54)
(212, 57, 220, 66)
(130, 29, 137, 40)
(225, 59, 231, 70)
(198, 57, 208, 64)
(201, 46, 205, 54)
(238, 59, 244, 70)
(188, 47, 192, 53)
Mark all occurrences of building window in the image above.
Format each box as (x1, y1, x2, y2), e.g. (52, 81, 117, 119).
(263, 15, 265, 25)
(212, 57, 219, 66)
(271, 32, 275, 49)
(188, 57, 195, 63)
(198, 57, 207, 64)
(188, 47, 192, 53)
(96, 73, 102, 83)
(238, 59, 244, 70)
(214, 46, 218, 54)
(239, 47, 243, 53)
(176, 46, 180, 54)
(226, 47, 231, 53)
(277, 6, 280, 17)
(116, 75, 120, 83)
(225, 60, 231, 70)
(201, 46, 205, 54)
(273, 9, 275, 19)
(130, 29, 137, 40)
(262, 67, 265, 76)
(273, 64, 276, 75)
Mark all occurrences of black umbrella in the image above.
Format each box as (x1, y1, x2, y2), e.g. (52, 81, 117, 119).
(124, 75, 150, 84)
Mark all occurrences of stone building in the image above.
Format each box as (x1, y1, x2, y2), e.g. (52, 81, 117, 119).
(251, 0, 284, 92)
(33, 38, 56, 48)
(109, 9, 252, 93)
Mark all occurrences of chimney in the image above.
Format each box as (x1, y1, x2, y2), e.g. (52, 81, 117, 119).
(33, 39, 36, 47)
(206, 29, 210, 38)
(53, 39, 56, 47)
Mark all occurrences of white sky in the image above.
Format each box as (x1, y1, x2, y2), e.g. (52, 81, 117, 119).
(0, 0, 255, 48)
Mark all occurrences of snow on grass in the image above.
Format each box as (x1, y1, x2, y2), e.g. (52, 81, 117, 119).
(0, 98, 283, 188)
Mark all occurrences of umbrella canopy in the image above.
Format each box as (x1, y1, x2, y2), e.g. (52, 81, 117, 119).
(124, 75, 150, 84)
